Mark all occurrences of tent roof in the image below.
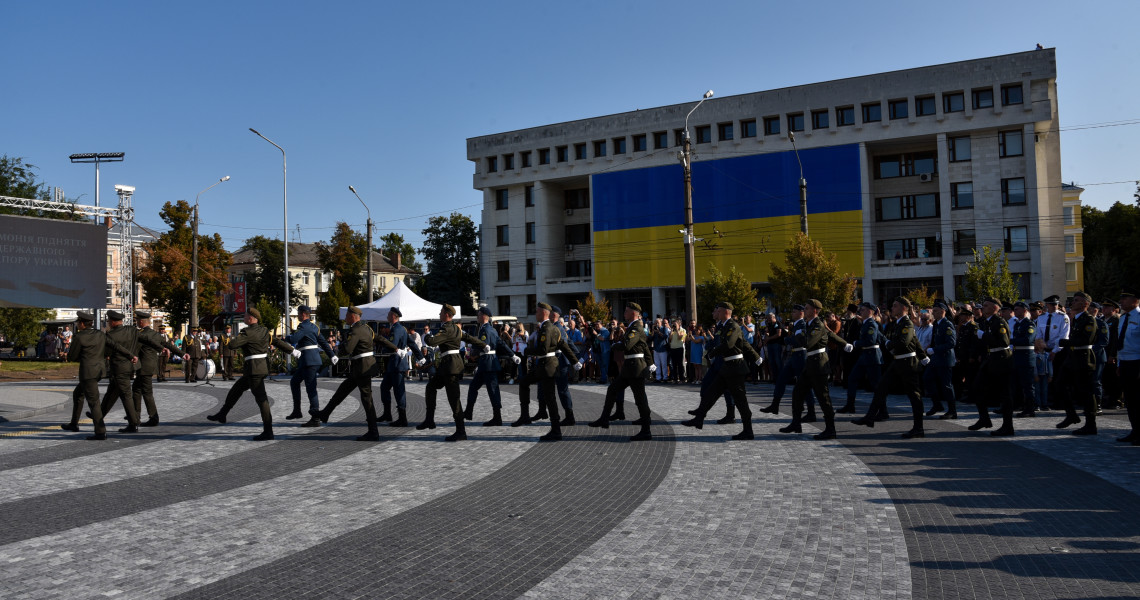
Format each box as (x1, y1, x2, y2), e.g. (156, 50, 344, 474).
(338, 280, 461, 322)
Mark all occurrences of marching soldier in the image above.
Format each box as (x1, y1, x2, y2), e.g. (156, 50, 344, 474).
(969, 298, 1014, 435)
(462, 305, 520, 427)
(98, 310, 144, 433)
(415, 303, 486, 441)
(838, 302, 885, 414)
(1056, 291, 1099, 435)
(282, 305, 336, 425)
(781, 299, 846, 439)
(316, 306, 389, 441)
(377, 306, 424, 427)
(1010, 301, 1039, 417)
(1114, 287, 1140, 445)
(759, 304, 810, 415)
(548, 306, 578, 426)
(589, 302, 651, 441)
(853, 297, 926, 438)
(60, 311, 135, 439)
(183, 328, 206, 383)
(923, 300, 956, 418)
(515, 302, 579, 440)
(681, 302, 763, 439)
(131, 311, 188, 426)
(207, 308, 295, 441)
(219, 324, 236, 381)
(952, 307, 979, 412)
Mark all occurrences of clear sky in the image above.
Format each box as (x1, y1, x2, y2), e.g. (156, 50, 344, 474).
(4, 0, 1138, 259)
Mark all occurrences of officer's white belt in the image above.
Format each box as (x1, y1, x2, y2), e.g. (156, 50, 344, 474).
(1072, 345, 1093, 350)
(351, 351, 374, 359)
(625, 353, 645, 359)
(806, 348, 827, 357)
(441, 349, 461, 356)
(1012, 346, 1035, 350)
(862, 345, 880, 349)
(298, 345, 320, 351)
(539, 352, 557, 358)
(790, 348, 806, 352)
(244, 354, 267, 361)
(725, 353, 744, 361)
(989, 347, 1011, 353)
(893, 352, 916, 359)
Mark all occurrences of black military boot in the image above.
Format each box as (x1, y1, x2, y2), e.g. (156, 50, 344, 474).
(252, 425, 274, 441)
(206, 412, 227, 424)
(377, 400, 393, 422)
(446, 413, 467, 442)
(300, 415, 321, 427)
(610, 400, 626, 421)
(357, 423, 380, 441)
(803, 408, 818, 423)
(463, 399, 476, 421)
(417, 396, 437, 429)
(483, 406, 503, 426)
(967, 413, 993, 431)
(1055, 415, 1081, 429)
(813, 417, 836, 441)
(285, 400, 303, 420)
(681, 414, 705, 429)
(716, 404, 736, 425)
(559, 409, 576, 427)
(630, 420, 652, 441)
(539, 420, 562, 442)
(60, 422, 80, 432)
(391, 408, 409, 427)
(511, 402, 532, 427)
(532, 405, 549, 421)
(733, 419, 755, 441)
(759, 402, 780, 414)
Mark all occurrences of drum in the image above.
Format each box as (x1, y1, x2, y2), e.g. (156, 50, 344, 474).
(196, 358, 216, 381)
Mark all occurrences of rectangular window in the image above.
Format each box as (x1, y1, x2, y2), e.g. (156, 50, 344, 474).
(556, 146, 568, 162)
(525, 185, 534, 207)
(943, 92, 965, 113)
(717, 122, 733, 141)
(565, 223, 591, 245)
(525, 222, 536, 244)
(498, 296, 511, 315)
(564, 188, 590, 210)
(520, 151, 531, 168)
(948, 136, 971, 162)
(998, 130, 1023, 157)
(763, 116, 780, 135)
(495, 188, 509, 210)
(787, 113, 804, 132)
(1001, 83, 1023, 106)
(874, 152, 937, 179)
(972, 87, 994, 109)
(954, 229, 976, 256)
(951, 182, 974, 209)
(527, 294, 537, 315)
(486, 156, 497, 173)
(1001, 178, 1026, 206)
(302, 270, 310, 285)
(1063, 206, 1074, 226)
(878, 237, 939, 260)
(915, 96, 936, 116)
(496, 261, 510, 282)
(695, 125, 712, 143)
(653, 131, 668, 149)
(538, 148, 550, 165)
(1066, 262, 1077, 281)
(565, 260, 592, 277)
(875, 194, 940, 221)
(888, 99, 908, 120)
(593, 140, 607, 158)
(836, 106, 855, 126)
(612, 137, 626, 154)
(632, 134, 647, 152)
(526, 258, 536, 281)
(741, 119, 757, 138)
(674, 128, 685, 146)
(1004, 226, 1028, 252)
(862, 102, 881, 123)
(811, 109, 829, 130)
(496, 225, 510, 246)
(1065, 235, 1076, 253)
(503, 154, 514, 170)
(574, 143, 587, 160)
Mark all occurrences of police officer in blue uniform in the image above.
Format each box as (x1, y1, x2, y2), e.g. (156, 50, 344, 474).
(284, 305, 337, 426)
(377, 306, 423, 427)
(462, 305, 521, 426)
(838, 302, 885, 414)
(1114, 286, 1140, 445)
(923, 300, 956, 418)
(854, 297, 925, 438)
(1010, 301, 1039, 417)
(549, 306, 579, 426)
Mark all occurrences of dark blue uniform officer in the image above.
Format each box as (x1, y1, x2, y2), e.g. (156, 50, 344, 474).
(923, 300, 957, 418)
(692, 319, 736, 423)
(377, 306, 423, 427)
(1091, 302, 1110, 410)
(285, 305, 336, 425)
(462, 306, 520, 426)
(760, 305, 814, 416)
(840, 302, 885, 413)
(1009, 301, 1039, 417)
(550, 306, 579, 426)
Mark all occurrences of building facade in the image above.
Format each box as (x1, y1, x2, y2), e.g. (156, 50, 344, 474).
(468, 49, 1065, 318)
(1062, 183, 1085, 296)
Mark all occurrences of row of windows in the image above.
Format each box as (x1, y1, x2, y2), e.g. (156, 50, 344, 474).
(482, 82, 1026, 173)
(494, 186, 586, 211)
(496, 223, 591, 247)
(874, 132, 1023, 180)
(875, 178, 1026, 221)
(877, 226, 1028, 260)
(496, 259, 592, 281)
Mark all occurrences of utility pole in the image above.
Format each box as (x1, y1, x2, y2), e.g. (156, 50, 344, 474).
(349, 186, 373, 302)
(679, 90, 713, 323)
(190, 176, 229, 332)
(70, 152, 124, 330)
(789, 131, 808, 236)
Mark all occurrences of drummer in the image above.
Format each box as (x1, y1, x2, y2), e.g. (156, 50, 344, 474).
(282, 305, 337, 426)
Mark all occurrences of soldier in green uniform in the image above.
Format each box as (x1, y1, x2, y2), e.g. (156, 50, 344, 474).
(969, 298, 1014, 435)
(515, 302, 579, 441)
(415, 303, 486, 441)
(131, 311, 188, 426)
(219, 325, 236, 381)
(61, 311, 136, 440)
(681, 302, 763, 440)
(781, 299, 850, 440)
(207, 307, 296, 441)
(183, 328, 205, 382)
(588, 302, 653, 441)
(316, 305, 392, 441)
(98, 310, 145, 433)
(853, 297, 925, 438)
(1057, 291, 1099, 435)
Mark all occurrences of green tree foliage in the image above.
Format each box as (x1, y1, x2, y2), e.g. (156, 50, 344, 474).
(904, 284, 939, 309)
(378, 232, 422, 273)
(0, 155, 84, 220)
(316, 222, 368, 303)
(573, 293, 613, 324)
(1081, 202, 1140, 295)
(238, 236, 301, 312)
(1083, 253, 1123, 303)
(0, 307, 55, 352)
(419, 213, 479, 315)
(254, 297, 281, 334)
(769, 233, 857, 315)
(959, 246, 1021, 301)
(316, 278, 349, 329)
(696, 264, 765, 326)
(137, 201, 231, 331)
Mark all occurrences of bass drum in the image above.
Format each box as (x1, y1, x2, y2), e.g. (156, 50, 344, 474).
(196, 358, 216, 382)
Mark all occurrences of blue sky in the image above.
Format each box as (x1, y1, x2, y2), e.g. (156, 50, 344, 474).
(4, 0, 1138, 259)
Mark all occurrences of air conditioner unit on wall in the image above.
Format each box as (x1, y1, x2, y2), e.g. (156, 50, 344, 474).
(918, 173, 934, 183)
(565, 209, 574, 216)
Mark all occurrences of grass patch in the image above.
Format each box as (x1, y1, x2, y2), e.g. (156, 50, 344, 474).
(0, 360, 74, 372)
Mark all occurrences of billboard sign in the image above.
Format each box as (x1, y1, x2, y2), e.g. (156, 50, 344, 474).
(0, 214, 108, 308)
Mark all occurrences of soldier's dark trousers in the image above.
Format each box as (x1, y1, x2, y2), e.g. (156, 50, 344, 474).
(132, 374, 158, 419)
(699, 362, 733, 413)
(792, 371, 834, 428)
(157, 355, 168, 381)
(1012, 353, 1036, 412)
(290, 364, 321, 415)
(185, 358, 200, 383)
(538, 378, 561, 434)
(381, 370, 409, 411)
(847, 362, 882, 406)
(866, 366, 919, 425)
(1121, 360, 1140, 435)
(517, 365, 543, 417)
(555, 365, 573, 412)
(221, 374, 273, 429)
(924, 362, 953, 412)
(1062, 366, 1097, 429)
(71, 379, 106, 435)
(323, 372, 377, 429)
(100, 370, 140, 427)
(695, 371, 752, 432)
(221, 355, 234, 380)
(598, 374, 647, 425)
(426, 372, 463, 423)
(465, 367, 502, 413)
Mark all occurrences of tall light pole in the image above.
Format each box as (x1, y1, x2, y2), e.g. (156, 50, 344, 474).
(348, 185, 374, 303)
(249, 128, 290, 334)
(70, 152, 124, 329)
(788, 131, 808, 236)
(190, 176, 230, 332)
(679, 90, 713, 323)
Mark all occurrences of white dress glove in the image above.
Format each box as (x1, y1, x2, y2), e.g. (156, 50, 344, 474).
(396, 347, 409, 358)
(977, 330, 985, 340)
(925, 347, 934, 356)
(330, 355, 339, 365)
(483, 345, 494, 355)
(417, 358, 427, 367)
(512, 355, 522, 364)
(648, 364, 657, 373)
(291, 349, 302, 359)
(573, 362, 583, 371)
(844, 344, 854, 353)
(920, 357, 931, 366)
(755, 357, 764, 366)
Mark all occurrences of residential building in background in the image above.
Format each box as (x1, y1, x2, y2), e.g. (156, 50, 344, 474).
(468, 49, 1064, 318)
(1062, 182, 1085, 295)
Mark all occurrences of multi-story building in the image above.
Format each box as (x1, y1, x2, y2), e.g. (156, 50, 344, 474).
(1062, 182, 1085, 296)
(468, 49, 1065, 318)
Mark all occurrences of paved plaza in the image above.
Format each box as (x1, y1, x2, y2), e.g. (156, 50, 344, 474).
(0, 377, 1138, 599)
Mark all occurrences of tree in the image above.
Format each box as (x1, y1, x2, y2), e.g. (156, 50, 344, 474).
(316, 278, 349, 329)
(419, 213, 479, 315)
(697, 264, 765, 326)
(0, 307, 55, 354)
(1083, 253, 1123, 302)
(573, 293, 612, 324)
(378, 232, 422, 273)
(1081, 202, 1140, 292)
(769, 233, 857, 315)
(904, 284, 939, 309)
(0, 155, 84, 220)
(239, 236, 301, 312)
(315, 222, 368, 303)
(137, 200, 231, 331)
(959, 246, 1022, 301)
(254, 297, 281, 335)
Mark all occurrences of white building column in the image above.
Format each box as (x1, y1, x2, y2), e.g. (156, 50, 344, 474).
(858, 142, 875, 303)
(533, 183, 554, 306)
(651, 287, 667, 320)
(936, 133, 955, 297)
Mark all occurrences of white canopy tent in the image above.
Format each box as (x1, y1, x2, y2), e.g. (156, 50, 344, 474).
(337, 280, 461, 322)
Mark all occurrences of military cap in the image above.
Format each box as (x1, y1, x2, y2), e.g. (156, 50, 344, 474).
(551, 305, 563, 315)
(1044, 294, 1061, 304)
(76, 311, 94, 322)
(536, 301, 552, 312)
(1030, 301, 1045, 311)
(477, 305, 493, 317)
(248, 307, 262, 320)
(1013, 301, 1029, 309)
(805, 299, 823, 310)
(859, 302, 876, 312)
(791, 303, 805, 311)
(715, 301, 734, 311)
(893, 296, 912, 308)
(441, 303, 456, 317)
(1001, 301, 1014, 310)
(1103, 300, 1120, 309)
(933, 300, 949, 311)
(1090, 302, 1103, 310)
(1073, 291, 1090, 301)
(847, 303, 859, 313)
(389, 306, 403, 317)
(106, 310, 125, 321)
(298, 305, 312, 314)
(134, 310, 151, 320)
(1121, 286, 1140, 299)
(347, 306, 362, 316)
(625, 301, 642, 313)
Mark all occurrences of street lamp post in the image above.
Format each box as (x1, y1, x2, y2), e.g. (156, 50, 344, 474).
(348, 185, 373, 303)
(249, 128, 290, 334)
(70, 152, 124, 329)
(788, 131, 808, 236)
(190, 176, 230, 332)
(679, 90, 713, 323)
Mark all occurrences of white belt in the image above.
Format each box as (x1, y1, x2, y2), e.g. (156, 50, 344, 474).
(442, 349, 461, 356)
(989, 347, 1010, 353)
(863, 345, 880, 349)
(244, 353, 267, 361)
(1072, 345, 1093, 350)
(625, 353, 644, 359)
(790, 348, 806, 352)
(351, 351, 374, 359)
(539, 352, 556, 358)
(725, 353, 744, 361)
(1012, 346, 1035, 350)
(893, 352, 916, 359)
(806, 348, 826, 357)
(298, 345, 319, 351)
